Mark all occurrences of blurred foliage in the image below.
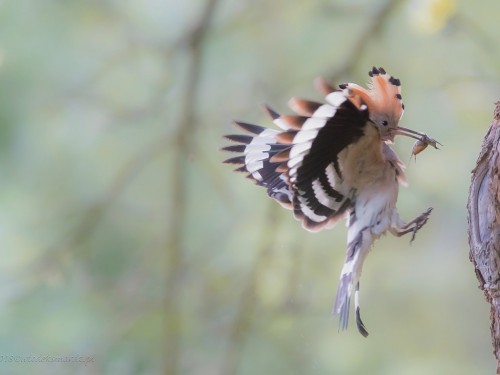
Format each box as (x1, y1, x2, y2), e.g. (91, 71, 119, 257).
(0, 0, 498, 374)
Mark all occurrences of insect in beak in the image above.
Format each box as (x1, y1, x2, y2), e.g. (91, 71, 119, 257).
(394, 127, 441, 148)
(393, 126, 442, 161)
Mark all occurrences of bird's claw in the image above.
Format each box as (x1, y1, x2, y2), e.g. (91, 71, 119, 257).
(409, 207, 433, 243)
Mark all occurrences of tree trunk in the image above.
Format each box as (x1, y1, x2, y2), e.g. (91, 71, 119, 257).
(468, 101, 500, 374)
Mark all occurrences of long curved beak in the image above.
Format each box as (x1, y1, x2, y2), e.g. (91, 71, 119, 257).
(394, 126, 442, 149)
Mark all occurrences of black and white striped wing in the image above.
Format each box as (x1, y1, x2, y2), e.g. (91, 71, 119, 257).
(223, 89, 369, 231)
(223, 121, 293, 209)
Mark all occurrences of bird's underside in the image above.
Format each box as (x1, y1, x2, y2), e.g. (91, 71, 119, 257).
(223, 67, 439, 336)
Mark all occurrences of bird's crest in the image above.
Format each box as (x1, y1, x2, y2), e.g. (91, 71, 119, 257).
(341, 66, 404, 125)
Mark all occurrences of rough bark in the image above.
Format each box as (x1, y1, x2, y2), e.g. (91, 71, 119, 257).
(468, 101, 500, 374)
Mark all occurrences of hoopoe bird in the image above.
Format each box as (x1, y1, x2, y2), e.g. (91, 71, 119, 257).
(223, 67, 439, 337)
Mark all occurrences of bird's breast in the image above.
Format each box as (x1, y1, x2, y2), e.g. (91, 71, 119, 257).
(340, 124, 397, 191)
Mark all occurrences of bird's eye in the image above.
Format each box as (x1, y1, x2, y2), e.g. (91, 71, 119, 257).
(382, 120, 388, 126)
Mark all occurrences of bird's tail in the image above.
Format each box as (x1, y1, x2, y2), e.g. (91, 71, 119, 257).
(333, 271, 353, 332)
(354, 282, 369, 337)
(334, 276, 369, 337)
(333, 227, 371, 337)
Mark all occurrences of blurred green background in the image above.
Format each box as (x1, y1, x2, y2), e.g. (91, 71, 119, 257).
(0, 0, 498, 374)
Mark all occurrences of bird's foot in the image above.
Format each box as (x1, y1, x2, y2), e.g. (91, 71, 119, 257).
(394, 207, 433, 243)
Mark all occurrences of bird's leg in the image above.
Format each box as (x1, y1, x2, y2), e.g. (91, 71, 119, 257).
(390, 207, 433, 243)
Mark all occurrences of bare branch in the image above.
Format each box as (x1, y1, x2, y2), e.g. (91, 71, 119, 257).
(220, 203, 282, 375)
(328, 0, 402, 82)
(165, 0, 219, 374)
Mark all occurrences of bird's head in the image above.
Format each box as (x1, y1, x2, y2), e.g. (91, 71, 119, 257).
(340, 66, 408, 142)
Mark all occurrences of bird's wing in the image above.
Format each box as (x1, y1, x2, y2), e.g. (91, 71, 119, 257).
(223, 89, 369, 231)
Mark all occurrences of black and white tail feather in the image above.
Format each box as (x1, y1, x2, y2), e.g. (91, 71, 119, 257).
(223, 67, 436, 337)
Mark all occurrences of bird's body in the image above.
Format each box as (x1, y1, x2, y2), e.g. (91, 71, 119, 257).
(335, 137, 408, 335)
(223, 67, 437, 336)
